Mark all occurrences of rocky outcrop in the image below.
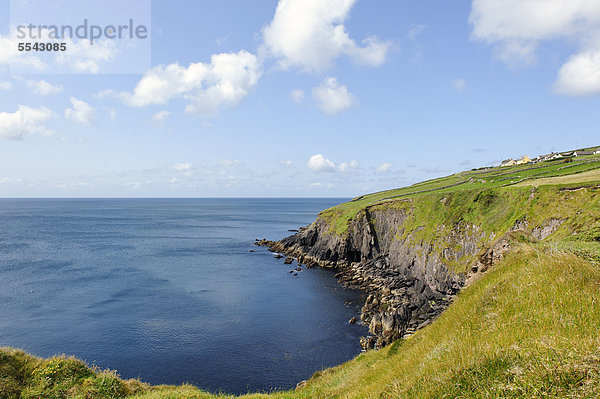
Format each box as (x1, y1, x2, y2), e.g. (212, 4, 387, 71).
(258, 203, 559, 350)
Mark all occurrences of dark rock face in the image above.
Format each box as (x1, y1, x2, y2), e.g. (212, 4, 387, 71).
(259, 206, 516, 350)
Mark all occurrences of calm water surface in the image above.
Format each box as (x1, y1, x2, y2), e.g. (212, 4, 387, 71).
(0, 198, 367, 394)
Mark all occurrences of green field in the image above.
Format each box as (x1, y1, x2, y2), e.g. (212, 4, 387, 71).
(320, 153, 600, 236)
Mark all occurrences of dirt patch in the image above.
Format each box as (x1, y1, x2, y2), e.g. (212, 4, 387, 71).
(513, 168, 600, 187)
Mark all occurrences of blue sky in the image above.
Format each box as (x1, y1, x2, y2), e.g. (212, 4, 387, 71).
(1, 0, 599, 197)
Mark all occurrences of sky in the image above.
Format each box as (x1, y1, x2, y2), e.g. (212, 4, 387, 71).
(1, 0, 600, 198)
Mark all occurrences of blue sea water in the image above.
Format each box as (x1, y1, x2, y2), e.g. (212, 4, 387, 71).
(0, 198, 367, 394)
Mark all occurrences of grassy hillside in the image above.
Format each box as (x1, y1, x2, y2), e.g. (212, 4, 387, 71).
(2, 152, 600, 399)
(320, 153, 600, 236)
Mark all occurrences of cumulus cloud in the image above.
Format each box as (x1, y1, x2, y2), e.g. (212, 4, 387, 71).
(262, 0, 391, 72)
(312, 77, 357, 115)
(173, 162, 193, 176)
(339, 160, 359, 172)
(65, 97, 95, 125)
(469, 0, 600, 95)
(120, 50, 262, 117)
(0, 105, 54, 140)
(554, 49, 600, 96)
(306, 154, 359, 173)
(290, 89, 305, 103)
(307, 154, 336, 172)
(55, 38, 119, 74)
(376, 162, 392, 173)
(25, 79, 63, 96)
(0, 31, 46, 71)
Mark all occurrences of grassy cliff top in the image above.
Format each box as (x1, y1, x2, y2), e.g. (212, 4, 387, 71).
(319, 152, 600, 236)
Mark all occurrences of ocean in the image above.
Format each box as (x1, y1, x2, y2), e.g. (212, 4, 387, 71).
(0, 198, 367, 395)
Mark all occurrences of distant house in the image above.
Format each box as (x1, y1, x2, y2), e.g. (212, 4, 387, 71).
(501, 156, 531, 167)
(537, 152, 563, 162)
(574, 150, 595, 157)
(594, 148, 600, 155)
(515, 155, 531, 165)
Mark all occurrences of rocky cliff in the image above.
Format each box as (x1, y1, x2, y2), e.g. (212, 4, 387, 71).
(258, 191, 569, 349)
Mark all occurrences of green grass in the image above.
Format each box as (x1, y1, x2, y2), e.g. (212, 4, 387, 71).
(319, 155, 600, 236)
(0, 349, 148, 399)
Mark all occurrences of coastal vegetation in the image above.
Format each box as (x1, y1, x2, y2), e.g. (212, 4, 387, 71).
(2, 148, 600, 398)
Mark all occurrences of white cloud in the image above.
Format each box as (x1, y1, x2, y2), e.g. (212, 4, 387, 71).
(312, 77, 357, 115)
(65, 97, 95, 125)
(451, 78, 467, 92)
(0, 105, 55, 140)
(153, 111, 171, 121)
(376, 162, 392, 173)
(307, 154, 336, 172)
(173, 162, 193, 176)
(120, 50, 262, 117)
(262, 0, 391, 72)
(554, 49, 600, 96)
(407, 24, 427, 64)
(0, 29, 119, 74)
(219, 159, 241, 168)
(0, 31, 46, 71)
(0, 177, 23, 184)
(152, 110, 171, 128)
(25, 79, 63, 96)
(470, 0, 600, 95)
(173, 162, 193, 172)
(0, 81, 12, 90)
(408, 24, 427, 41)
(54, 38, 119, 74)
(278, 159, 294, 168)
(339, 160, 359, 172)
(291, 89, 305, 103)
